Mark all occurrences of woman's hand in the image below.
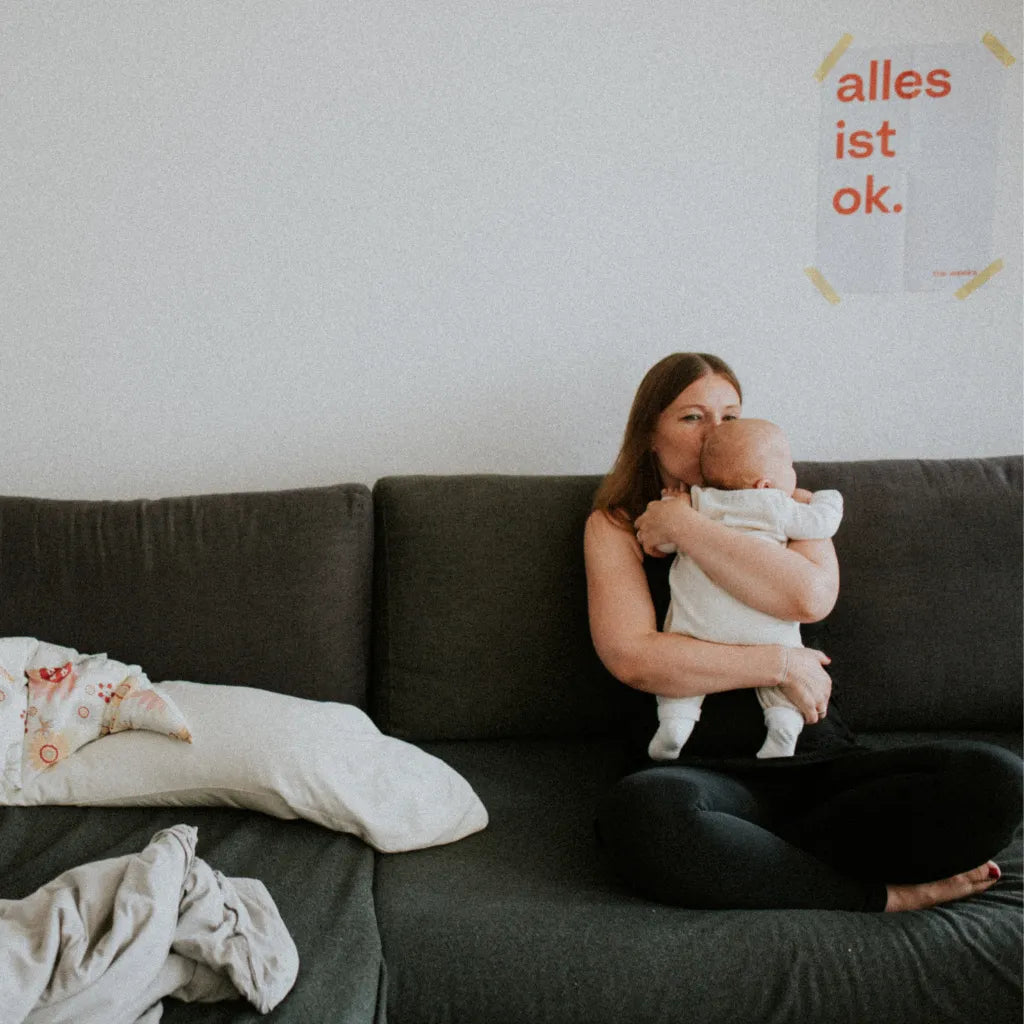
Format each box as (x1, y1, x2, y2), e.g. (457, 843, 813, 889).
(634, 492, 693, 557)
(778, 647, 833, 723)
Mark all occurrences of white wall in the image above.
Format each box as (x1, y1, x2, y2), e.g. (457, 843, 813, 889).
(3, 1, 1021, 499)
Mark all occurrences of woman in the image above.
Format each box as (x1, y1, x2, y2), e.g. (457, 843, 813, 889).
(585, 353, 1021, 911)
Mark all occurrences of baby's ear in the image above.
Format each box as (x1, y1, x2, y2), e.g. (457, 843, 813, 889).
(754, 478, 773, 489)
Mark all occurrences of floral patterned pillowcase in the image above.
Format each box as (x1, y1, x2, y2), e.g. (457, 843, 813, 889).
(0, 639, 35, 794)
(0, 638, 192, 793)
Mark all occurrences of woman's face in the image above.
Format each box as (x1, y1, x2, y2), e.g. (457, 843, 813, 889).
(649, 374, 742, 489)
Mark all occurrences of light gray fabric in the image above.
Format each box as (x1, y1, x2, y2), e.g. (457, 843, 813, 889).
(0, 824, 298, 1023)
(0, 805, 385, 1024)
(0, 484, 373, 706)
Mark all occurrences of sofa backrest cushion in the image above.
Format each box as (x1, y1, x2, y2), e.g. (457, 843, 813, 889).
(373, 458, 1021, 741)
(0, 484, 373, 706)
(372, 475, 624, 740)
(797, 456, 1021, 733)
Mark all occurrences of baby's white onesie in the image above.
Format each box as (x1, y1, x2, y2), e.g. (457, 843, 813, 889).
(649, 486, 843, 761)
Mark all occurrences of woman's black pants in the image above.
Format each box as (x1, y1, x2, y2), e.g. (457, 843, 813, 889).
(596, 740, 1023, 911)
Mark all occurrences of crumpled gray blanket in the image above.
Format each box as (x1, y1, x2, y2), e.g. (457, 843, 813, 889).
(0, 824, 299, 1023)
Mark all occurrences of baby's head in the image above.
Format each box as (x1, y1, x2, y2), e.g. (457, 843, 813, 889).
(700, 419, 797, 495)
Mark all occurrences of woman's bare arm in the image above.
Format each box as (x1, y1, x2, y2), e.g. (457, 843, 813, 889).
(584, 510, 832, 719)
(633, 496, 839, 623)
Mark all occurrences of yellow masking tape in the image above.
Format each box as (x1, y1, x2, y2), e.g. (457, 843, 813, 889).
(954, 259, 1004, 300)
(982, 33, 1016, 67)
(813, 34, 854, 82)
(804, 267, 841, 305)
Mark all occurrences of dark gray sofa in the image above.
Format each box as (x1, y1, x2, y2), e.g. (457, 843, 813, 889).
(1, 456, 1021, 1023)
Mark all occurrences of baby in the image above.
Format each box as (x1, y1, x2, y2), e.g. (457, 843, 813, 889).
(649, 418, 843, 760)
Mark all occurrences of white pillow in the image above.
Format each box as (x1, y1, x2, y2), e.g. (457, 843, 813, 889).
(6, 681, 488, 854)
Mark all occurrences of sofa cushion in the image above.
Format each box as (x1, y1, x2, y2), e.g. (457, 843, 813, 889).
(797, 456, 1022, 732)
(0, 484, 373, 706)
(372, 474, 623, 740)
(374, 738, 1023, 1024)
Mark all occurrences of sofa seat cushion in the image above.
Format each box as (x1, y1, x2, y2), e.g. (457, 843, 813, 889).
(374, 738, 1022, 1024)
(0, 805, 384, 1024)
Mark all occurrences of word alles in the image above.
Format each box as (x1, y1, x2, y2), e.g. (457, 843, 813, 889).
(837, 60, 951, 102)
(830, 58, 951, 216)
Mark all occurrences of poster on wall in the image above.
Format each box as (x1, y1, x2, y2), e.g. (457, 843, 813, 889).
(812, 36, 1013, 296)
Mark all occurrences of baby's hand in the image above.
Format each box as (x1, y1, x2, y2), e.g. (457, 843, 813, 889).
(792, 488, 814, 504)
(660, 488, 692, 507)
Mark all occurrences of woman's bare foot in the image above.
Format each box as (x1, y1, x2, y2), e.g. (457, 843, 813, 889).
(885, 862, 1001, 912)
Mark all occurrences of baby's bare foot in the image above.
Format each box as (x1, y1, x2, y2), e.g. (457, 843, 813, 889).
(885, 862, 1001, 912)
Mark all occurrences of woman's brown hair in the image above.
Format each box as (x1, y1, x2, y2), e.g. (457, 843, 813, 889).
(592, 353, 742, 524)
